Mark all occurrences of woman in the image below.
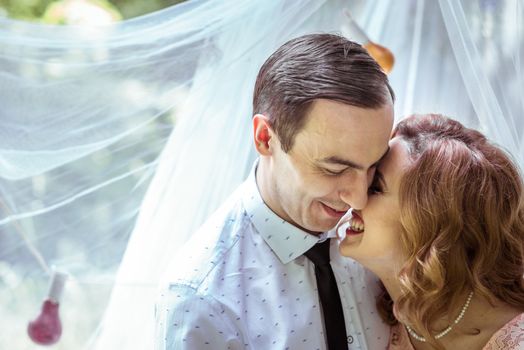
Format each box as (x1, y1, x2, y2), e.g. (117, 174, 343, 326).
(336, 114, 524, 349)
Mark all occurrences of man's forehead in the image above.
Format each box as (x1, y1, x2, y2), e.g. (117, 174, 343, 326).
(290, 102, 392, 168)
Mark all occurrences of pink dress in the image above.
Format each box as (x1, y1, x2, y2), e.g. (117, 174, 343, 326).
(388, 313, 524, 349)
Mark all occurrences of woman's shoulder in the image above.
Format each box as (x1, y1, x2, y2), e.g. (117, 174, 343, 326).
(483, 312, 524, 350)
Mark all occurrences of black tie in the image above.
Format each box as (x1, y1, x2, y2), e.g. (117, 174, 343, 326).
(305, 239, 348, 350)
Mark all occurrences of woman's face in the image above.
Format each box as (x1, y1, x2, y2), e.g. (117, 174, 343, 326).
(337, 136, 412, 270)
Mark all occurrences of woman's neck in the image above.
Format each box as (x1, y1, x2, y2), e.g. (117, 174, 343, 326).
(364, 261, 404, 301)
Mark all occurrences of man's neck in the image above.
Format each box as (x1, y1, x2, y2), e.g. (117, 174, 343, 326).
(255, 160, 288, 221)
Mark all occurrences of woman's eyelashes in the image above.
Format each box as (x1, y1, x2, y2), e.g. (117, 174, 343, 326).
(368, 173, 384, 194)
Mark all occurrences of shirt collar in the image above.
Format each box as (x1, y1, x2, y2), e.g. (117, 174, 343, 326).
(242, 162, 321, 264)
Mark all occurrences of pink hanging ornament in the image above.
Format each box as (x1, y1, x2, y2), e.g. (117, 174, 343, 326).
(27, 270, 68, 346)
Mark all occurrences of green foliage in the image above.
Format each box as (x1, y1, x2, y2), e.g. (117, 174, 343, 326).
(0, 0, 186, 22)
(0, 0, 54, 21)
(111, 0, 185, 20)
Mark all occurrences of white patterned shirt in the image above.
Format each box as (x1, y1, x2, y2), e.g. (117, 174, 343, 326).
(155, 165, 389, 350)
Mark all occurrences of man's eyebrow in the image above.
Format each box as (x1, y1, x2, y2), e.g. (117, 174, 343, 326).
(318, 146, 390, 171)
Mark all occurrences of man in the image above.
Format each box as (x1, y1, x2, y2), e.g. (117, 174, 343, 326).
(155, 33, 394, 349)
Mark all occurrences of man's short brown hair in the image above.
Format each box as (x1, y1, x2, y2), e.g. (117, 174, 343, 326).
(253, 33, 394, 152)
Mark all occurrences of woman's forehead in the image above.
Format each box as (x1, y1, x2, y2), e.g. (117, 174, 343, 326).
(380, 138, 412, 182)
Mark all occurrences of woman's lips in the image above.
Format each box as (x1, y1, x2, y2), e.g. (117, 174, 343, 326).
(336, 210, 364, 241)
(346, 227, 363, 235)
(348, 211, 364, 234)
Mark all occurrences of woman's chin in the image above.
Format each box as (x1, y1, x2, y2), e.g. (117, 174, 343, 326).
(337, 231, 364, 257)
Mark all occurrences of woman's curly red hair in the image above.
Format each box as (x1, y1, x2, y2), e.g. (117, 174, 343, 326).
(378, 114, 524, 348)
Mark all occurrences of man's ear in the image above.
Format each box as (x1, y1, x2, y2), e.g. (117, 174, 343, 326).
(253, 114, 274, 156)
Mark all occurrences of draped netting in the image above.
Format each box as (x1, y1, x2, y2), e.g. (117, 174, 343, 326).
(0, 0, 521, 349)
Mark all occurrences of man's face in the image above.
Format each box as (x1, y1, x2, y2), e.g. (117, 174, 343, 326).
(266, 99, 394, 233)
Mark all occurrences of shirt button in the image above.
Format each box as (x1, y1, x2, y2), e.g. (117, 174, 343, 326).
(347, 335, 354, 344)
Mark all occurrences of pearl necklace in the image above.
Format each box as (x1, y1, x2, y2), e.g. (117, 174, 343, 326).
(405, 291, 474, 342)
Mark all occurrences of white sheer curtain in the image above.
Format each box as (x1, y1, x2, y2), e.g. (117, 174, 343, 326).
(93, 1, 350, 348)
(439, 0, 523, 165)
(0, 0, 521, 349)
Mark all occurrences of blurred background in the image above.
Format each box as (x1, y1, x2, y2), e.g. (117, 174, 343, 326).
(0, 1, 185, 349)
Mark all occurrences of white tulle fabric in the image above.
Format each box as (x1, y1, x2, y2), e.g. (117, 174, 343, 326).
(0, 0, 521, 349)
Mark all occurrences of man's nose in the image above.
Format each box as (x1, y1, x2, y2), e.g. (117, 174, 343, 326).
(339, 174, 369, 210)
